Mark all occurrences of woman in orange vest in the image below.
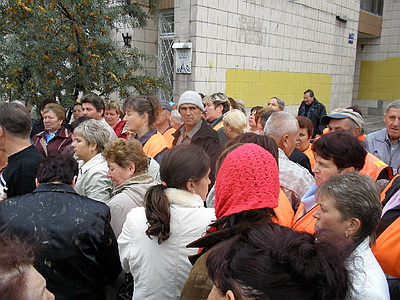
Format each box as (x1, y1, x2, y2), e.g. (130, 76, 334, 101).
(296, 116, 316, 169)
(123, 95, 169, 163)
(313, 173, 389, 299)
(292, 131, 367, 234)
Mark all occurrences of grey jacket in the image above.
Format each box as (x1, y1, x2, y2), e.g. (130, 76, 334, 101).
(365, 128, 400, 172)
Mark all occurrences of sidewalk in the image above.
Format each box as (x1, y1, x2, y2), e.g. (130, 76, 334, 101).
(363, 116, 384, 134)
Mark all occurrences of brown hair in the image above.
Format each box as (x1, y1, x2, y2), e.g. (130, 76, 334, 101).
(0, 236, 35, 300)
(123, 95, 161, 127)
(145, 144, 210, 243)
(43, 103, 66, 121)
(296, 116, 314, 139)
(103, 138, 148, 174)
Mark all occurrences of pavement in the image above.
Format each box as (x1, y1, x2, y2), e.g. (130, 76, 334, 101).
(363, 116, 384, 134)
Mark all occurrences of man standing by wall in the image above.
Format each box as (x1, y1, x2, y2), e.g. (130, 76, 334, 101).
(298, 89, 327, 138)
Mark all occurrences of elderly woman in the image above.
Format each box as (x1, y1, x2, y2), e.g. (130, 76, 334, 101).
(72, 119, 112, 202)
(296, 116, 315, 169)
(207, 223, 349, 300)
(313, 173, 390, 299)
(292, 131, 367, 233)
(105, 100, 127, 139)
(222, 109, 247, 141)
(203, 93, 230, 130)
(103, 138, 155, 237)
(32, 103, 73, 157)
(123, 95, 169, 163)
(118, 144, 214, 299)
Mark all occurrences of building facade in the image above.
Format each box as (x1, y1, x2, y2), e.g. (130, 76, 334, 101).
(115, 0, 398, 115)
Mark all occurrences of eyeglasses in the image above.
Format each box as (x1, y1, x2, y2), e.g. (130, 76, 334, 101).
(72, 109, 82, 113)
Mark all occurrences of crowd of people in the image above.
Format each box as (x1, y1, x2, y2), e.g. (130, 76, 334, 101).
(0, 90, 399, 300)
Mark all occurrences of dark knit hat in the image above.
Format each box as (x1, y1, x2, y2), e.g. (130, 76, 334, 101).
(215, 143, 279, 219)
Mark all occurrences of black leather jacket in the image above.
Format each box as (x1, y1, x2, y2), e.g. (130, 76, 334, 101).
(298, 98, 327, 137)
(0, 183, 121, 300)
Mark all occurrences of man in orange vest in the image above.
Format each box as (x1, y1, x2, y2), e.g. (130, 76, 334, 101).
(321, 108, 393, 181)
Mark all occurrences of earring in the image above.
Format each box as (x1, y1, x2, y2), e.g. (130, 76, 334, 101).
(345, 233, 349, 238)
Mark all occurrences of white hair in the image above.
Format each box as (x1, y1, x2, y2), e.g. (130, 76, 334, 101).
(264, 111, 298, 139)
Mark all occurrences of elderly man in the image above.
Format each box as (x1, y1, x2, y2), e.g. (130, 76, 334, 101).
(0, 102, 43, 199)
(267, 97, 285, 111)
(365, 100, 400, 173)
(264, 111, 314, 210)
(173, 91, 221, 185)
(81, 93, 117, 140)
(321, 108, 392, 181)
(0, 154, 121, 300)
(298, 89, 327, 138)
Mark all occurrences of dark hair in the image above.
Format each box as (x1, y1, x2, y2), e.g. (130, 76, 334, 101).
(123, 95, 161, 126)
(0, 102, 31, 139)
(73, 102, 82, 109)
(81, 93, 105, 114)
(312, 131, 367, 171)
(304, 89, 314, 98)
(227, 133, 279, 164)
(40, 98, 57, 111)
(36, 153, 78, 184)
(207, 223, 349, 300)
(145, 144, 210, 243)
(0, 236, 35, 300)
(250, 106, 263, 114)
(255, 107, 275, 129)
(296, 116, 314, 138)
(70, 116, 91, 132)
(316, 173, 382, 241)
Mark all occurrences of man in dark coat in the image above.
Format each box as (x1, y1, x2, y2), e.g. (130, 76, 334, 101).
(172, 91, 221, 186)
(0, 154, 121, 300)
(298, 89, 327, 138)
(0, 102, 43, 199)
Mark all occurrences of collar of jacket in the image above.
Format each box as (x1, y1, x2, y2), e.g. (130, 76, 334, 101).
(113, 172, 154, 195)
(165, 188, 204, 208)
(33, 182, 78, 194)
(173, 119, 218, 142)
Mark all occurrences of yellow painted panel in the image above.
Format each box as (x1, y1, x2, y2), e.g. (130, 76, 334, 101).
(226, 69, 332, 108)
(358, 57, 400, 101)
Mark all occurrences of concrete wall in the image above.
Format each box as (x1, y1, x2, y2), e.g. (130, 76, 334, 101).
(173, 0, 360, 113)
(353, 0, 400, 116)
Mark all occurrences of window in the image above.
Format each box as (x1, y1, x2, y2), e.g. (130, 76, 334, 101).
(360, 0, 384, 16)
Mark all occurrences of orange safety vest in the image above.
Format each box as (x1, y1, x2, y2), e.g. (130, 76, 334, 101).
(212, 121, 224, 131)
(359, 153, 391, 182)
(371, 175, 400, 277)
(142, 132, 170, 158)
(272, 189, 295, 228)
(303, 145, 315, 170)
(380, 174, 400, 202)
(372, 217, 400, 277)
(163, 127, 176, 148)
(291, 203, 318, 234)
